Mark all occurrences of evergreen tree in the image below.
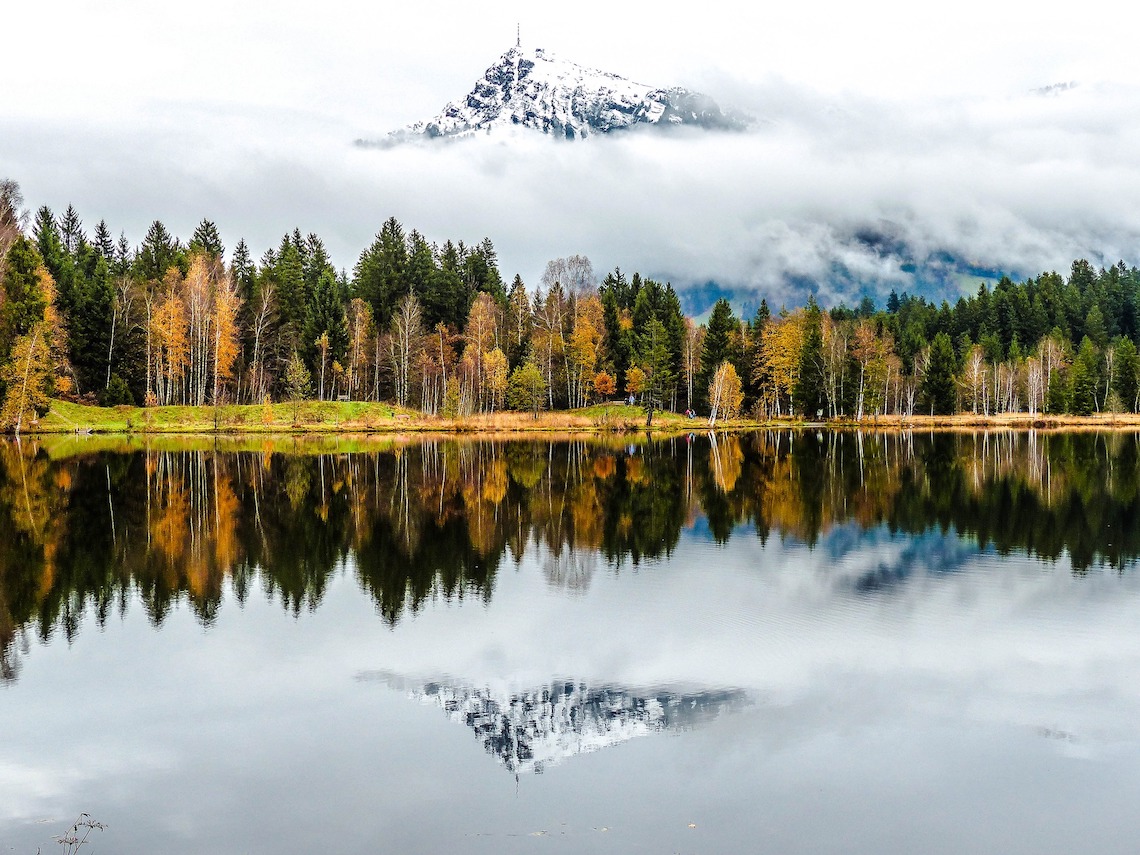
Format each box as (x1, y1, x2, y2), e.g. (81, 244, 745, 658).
(462, 237, 505, 302)
(230, 239, 255, 302)
(302, 233, 332, 295)
(1, 237, 49, 358)
(189, 219, 224, 260)
(698, 298, 736, 408)
(505, 274, 532, 368)
(32, 207, 66, 280)
(302, 268, 349, 394)
(433, 240, 470, 329)
(93, 220, 115, 260)
(1084, 303, 1108, 349)
(136, 220, 182, 281)
(599, 268, 636, 393)
(638, 318, 674, 426)
(794, 295, 825, 417)
(58, 204, 85, 256)
(1113, 337, 1140, 411)
(273, 237, 308, 352)
(113, 233, 133, 277)
(406, 231, 446, 328)
(1069, 337, 1100, 415)
(352, 217, 408, 329)
(922, 332, 957, 415)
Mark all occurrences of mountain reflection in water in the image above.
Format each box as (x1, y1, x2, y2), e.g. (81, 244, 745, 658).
(2, 429, 1139, 682)
(360, 672, 749, 775)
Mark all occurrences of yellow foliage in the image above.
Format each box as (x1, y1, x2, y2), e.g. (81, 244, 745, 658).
(625, 366, 646, 395)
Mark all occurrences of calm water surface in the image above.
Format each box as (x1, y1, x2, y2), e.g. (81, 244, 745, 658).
(2, 430, 1140, 854)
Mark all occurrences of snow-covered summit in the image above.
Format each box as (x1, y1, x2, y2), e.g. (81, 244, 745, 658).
(379, 44, 743, 143)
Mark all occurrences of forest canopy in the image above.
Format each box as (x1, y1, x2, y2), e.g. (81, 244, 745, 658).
(2, 179, 1140, 426)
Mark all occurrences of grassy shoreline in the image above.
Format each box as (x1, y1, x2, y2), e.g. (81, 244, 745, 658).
(19, 399, 1140, 436)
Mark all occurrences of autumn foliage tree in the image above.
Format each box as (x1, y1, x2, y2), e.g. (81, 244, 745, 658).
(707, 361, 744, 426)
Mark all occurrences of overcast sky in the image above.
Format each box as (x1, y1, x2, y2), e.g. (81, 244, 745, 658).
(5, 0, 1140, 308)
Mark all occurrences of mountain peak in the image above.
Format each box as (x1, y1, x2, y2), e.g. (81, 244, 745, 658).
(375, 44, 743, 145)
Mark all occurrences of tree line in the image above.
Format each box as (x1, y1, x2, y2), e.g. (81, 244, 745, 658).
(4, 177, 1140, 426)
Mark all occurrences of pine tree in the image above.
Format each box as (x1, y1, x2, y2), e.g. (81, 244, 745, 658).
(436, 240, 471, 327)
(1114, 337, 1140, 411)
(302, 233, 332, 296)
(352, 217, 407, 329)
(1069, 336, 1100, 415)
(93, 220, 115, 260)
(284, 350, 311, 421)
(922, 332, 957, 415)
(189, 219, 224, 261)
(302, 268, 348, 397)
(113, 233, 133, 277)
(1084, 303, 1108, 349)
(1, 237, 49, 358)
(230, 239, 255, 301)
(505, 274, 532, 368)
(794, 295, 825, 417)
(639, 318, 674, 426)
(136, 220, 181, 281)
(599, 268, 635, 394)
(32, 207, 66, 280)
(698, 298, 736, 408)
(59, 205, 85, 256)
(273, 238, 307, 353)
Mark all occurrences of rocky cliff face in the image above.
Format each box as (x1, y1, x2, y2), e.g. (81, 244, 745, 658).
(384, 45, 743, 143)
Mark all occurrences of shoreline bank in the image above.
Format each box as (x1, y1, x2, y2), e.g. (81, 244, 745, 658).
(18, 400, 1140, 436)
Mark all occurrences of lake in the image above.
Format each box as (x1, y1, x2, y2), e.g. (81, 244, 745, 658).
(2, 430, 1140, 854)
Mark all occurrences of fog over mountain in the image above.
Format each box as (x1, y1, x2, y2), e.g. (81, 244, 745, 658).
(7, 0, 1140, 313)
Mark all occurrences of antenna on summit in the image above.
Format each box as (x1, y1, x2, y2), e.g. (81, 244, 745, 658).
(516, 23, 521, 48)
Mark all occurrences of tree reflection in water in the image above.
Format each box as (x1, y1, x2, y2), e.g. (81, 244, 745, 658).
(2, 430, 1139, 682)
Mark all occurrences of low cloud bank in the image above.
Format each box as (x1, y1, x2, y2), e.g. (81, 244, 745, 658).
(9, 79, 1140, 311)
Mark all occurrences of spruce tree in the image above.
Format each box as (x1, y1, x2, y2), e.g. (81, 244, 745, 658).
(189, 219, 224, 260)
(136, 220, 181, 281)
(352, 217, 407, 329)
(922, 332, 957, 415)
(59, 204, 85, 256)
(794, 295, 825, 417)
(1114, 337, 1140, 412)
(230, 239, 255, 301)
(639, 318, 674, 426)
(32, 207, 66, 279)
(698, 298, 736, 408)
(1069, 337, 1100, 414)
(273, 239, 308, 353)
(93, 220, 115, 260)
(303, 268, 349, 388)
(1, 237, 49, 359)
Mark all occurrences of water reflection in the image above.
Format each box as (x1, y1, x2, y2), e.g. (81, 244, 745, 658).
(362, 672, 748, 775)
(2, 429, 1139, 682)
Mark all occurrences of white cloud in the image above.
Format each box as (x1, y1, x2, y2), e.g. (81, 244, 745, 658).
(6, 3, 1140, 310)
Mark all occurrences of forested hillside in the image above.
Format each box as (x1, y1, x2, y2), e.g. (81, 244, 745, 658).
(2, 178, 1139, 427)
